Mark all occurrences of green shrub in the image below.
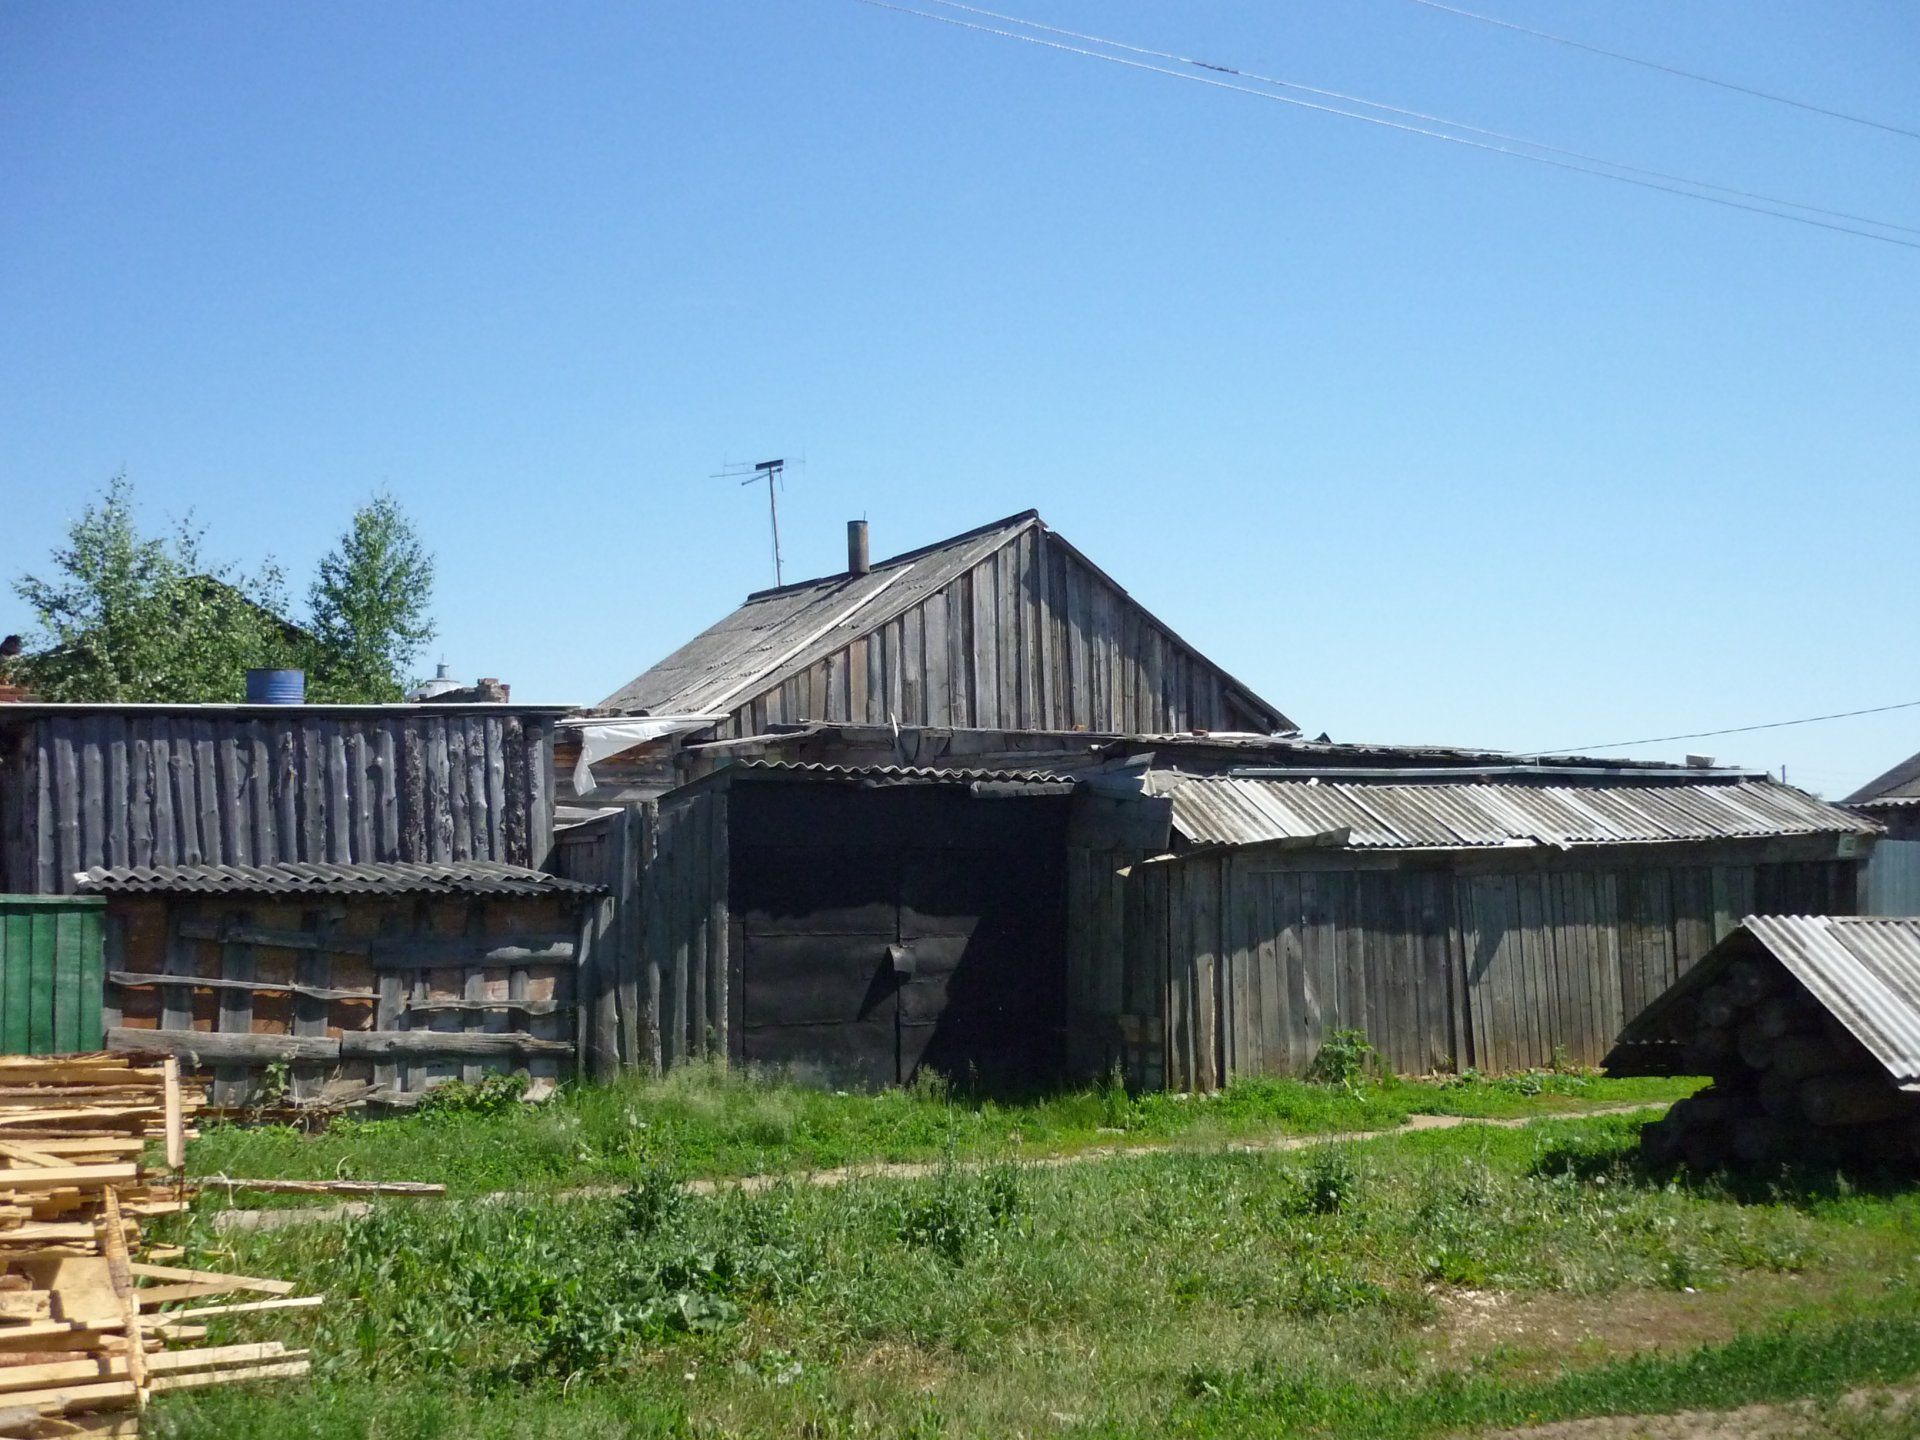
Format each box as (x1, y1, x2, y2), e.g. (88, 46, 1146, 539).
(1307, 1029, 1376, 1087)
(895, 1162, 1023, 1265)
(414, 1071, 530, 1120)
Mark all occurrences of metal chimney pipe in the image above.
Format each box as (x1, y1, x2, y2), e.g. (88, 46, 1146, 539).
(848, 519, 870, 576)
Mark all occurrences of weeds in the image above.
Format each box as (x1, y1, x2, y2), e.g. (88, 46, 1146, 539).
(1306, 1028, 1378, 1087)
(154, 1110, 1920, 1439)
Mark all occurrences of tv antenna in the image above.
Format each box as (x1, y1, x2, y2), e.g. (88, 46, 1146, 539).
(712, 456, 797, 585)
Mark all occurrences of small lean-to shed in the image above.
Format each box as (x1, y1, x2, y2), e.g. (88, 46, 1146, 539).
(556, 761, 1078, 1089)
(1076, 771, 1878, 1089)
(79, 860, 599, 1104)
(0, 702, 566, 895)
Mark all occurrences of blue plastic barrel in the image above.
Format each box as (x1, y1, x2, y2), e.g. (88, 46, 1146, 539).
(245, 668, 306, 704)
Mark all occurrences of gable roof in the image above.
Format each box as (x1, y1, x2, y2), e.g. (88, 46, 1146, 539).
(1847, 749, 1920, 809)
(603, 511, 1030, 716)
(599, 510, 1292, 731)
(1612, 916, 1920, 1091)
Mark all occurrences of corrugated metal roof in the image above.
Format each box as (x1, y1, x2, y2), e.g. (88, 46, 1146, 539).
(599, 512, 1042, 716)
(726, 760, 1078, 785)
(1152, 775, 1878, 850)
(74, 860, 603, 898)
(1744, 916, 1920, 1090)
(1614, 916, 1920, 1092)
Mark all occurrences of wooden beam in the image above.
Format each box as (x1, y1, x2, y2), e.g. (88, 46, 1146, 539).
(338, 1030, 573, 1059)
(106, 1028, 341, 1064)
(175, 921, 369, 954)
(108, 972, 378, 1004)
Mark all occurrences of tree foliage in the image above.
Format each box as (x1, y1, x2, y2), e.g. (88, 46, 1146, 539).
(304, 493, 436, 704)
(8, 477, 438, 704)
(10, 475, 299, 702)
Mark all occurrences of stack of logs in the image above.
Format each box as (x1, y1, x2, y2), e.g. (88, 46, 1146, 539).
(1640, 955, 1919, 1172)
(0, 1053, 318, 1438)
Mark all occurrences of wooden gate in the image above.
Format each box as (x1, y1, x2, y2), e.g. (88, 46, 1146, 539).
(0, 897, 106, 1055)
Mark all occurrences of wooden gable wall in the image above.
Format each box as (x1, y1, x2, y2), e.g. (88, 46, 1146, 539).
(717, 524, 1279, 738)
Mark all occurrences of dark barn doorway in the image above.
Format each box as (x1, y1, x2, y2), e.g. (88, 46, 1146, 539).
(729, 778, 1070, 1091)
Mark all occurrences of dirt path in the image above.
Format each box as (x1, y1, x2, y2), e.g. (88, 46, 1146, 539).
(1480, 1383, 1919, 1439)
(211, 1101, 1666, 1232)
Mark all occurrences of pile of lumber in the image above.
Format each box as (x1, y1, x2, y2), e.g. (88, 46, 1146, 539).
(0, 1054, 319, 1438)
(1640, 957, 1920, 1172)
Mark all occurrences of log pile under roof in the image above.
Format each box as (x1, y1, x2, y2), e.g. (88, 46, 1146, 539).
(0, 1054, 317, 1438)
(1639, 954, 1920, 1172)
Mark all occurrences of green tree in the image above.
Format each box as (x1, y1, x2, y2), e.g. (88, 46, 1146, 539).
(304, 493, 436, 703)
(12, 475, 299, 701)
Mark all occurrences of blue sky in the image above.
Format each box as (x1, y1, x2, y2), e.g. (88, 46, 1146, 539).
(3, 2, 1916, 798)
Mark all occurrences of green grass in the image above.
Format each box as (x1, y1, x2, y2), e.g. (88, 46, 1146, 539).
(183, 1062, 1701, 1201)
(150, 1108, 1920, 1439)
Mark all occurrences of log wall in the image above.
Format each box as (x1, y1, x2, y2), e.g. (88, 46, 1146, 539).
(0, 708, 560, 895)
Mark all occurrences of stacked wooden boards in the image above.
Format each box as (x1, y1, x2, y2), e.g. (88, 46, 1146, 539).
(1640, 957, 1920, 1171)
(0, 1054, 318, 1437)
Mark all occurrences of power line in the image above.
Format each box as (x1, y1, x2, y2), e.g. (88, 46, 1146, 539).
(923, 0, 1920, 238)
(1404, 0, 1920, 143)
(1528, 698, 1920, 756)
(851, 0, 1920, 250)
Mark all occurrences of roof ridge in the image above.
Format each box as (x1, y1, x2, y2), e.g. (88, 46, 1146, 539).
(740, 509, 1040, 603)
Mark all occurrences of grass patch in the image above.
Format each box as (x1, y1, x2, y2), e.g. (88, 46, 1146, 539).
(184, 1062, 1697, 1200)
(150, 1110, 1920, 1438)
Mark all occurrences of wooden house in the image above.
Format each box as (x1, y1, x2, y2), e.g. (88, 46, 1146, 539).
(572, 512, 1292, 801)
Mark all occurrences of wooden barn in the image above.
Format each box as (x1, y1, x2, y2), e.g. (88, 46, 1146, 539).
(1069, 767, 1880, 1090)
(570, 511, 1293, 802)
(553, 760, 1079, 1088)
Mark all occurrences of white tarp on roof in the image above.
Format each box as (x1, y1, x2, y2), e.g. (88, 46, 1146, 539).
(568, 716, 724, 793)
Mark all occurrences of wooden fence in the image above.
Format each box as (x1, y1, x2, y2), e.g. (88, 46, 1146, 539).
(0, 707, 562, 894)
(103, 891, 583, 1103)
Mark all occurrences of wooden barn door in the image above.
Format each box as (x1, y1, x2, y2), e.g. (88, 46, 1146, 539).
(733, 784, 1069, 1090)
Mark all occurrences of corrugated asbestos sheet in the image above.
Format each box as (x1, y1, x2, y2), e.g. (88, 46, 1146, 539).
(602, 514, 1038, 716)
(1847, 748, 1920, 808)
(1745, 917, 1920, 1089)
(1614, 917, 1920, 1091)
(727, 759, 1076, 785)
(75, 860, 602, 898)
(1154, 775, 1878, 850)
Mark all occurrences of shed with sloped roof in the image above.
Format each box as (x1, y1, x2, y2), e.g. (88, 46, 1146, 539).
(1068, 768, 1880, 1090)
(596, 511, 1290, 742)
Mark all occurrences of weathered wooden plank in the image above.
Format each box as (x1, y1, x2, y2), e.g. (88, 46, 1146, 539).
(340, 1030, 574, 1058)
(175, 921, 369, 954)
(109, 1027, 340, 1063)
(366, 936, 573, 967)
(687, 795, 709, 1059)
(707, 788, 728, 1061)
(213, 928, 255, 1105)
(112, 971, 378, 1006)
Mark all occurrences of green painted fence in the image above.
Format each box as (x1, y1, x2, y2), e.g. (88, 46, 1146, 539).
(0, 897, 106, 1054)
